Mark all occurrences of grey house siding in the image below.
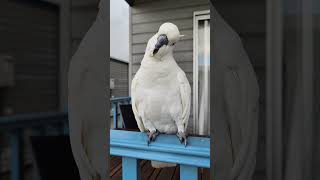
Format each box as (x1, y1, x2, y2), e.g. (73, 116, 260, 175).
(0, 1, 61, 176)
(0, 0, 101, 176)
(0, 1, 59, 115)
(110, 58, 129, 97)
(131, 0, 210, 132)
(0, 0, 101, 115)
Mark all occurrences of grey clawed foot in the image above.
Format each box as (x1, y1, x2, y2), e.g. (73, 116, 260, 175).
(147, 129, 159, 146)
(176, 131, 188, 147)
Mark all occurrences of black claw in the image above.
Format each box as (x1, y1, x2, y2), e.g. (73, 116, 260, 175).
(176, 131, 188, 147)
(147, 129, 159, 145)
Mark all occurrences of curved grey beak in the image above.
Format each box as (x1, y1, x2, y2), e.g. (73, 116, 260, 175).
(153, 34, 168, 55)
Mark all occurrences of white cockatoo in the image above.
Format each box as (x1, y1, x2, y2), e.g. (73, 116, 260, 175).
(68, 0, 107, 180)
(131, 22, 191, 155)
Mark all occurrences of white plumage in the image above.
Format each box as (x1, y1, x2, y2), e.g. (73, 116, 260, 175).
(131, 22, 191, 168)
(68, 1, 107, 179)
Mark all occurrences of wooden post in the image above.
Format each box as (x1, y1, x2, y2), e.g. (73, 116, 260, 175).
(180, 165, 198, 180)
(122, 157, 140, 180)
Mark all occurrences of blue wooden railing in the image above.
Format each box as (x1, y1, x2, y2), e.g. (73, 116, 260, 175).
(110, 97, 131, 129)
(110, 96, 210, 180)
(0, 96, 211, 180)
(110, 129, 210, 180)
(0, 111, 68, 180)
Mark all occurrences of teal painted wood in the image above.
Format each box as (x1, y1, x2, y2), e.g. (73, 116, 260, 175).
(0, 112, 68, 130)
(122, 157, 140, 180)
(0, 112, 68, 180)
(110, 97, 131, 102)
(180, 165, 198, 180)
(10, 130, 23, 180)
(110, 97, 131, 129)
(110, 130, 210, 168)
(113, 102, 118, 129)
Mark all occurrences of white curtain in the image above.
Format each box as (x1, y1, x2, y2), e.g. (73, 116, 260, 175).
(197, 19, 210, 136)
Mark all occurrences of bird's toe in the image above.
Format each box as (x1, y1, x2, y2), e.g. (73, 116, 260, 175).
(147, 129, 159, 145)
(176, 131, 188, 147)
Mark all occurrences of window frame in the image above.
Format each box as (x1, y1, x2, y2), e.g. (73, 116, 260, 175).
(193, 10, 210, 134)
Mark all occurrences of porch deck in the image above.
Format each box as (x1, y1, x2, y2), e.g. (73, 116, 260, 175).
(110, 156, 210, 180)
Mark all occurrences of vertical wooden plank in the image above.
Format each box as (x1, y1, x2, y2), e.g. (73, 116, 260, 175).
(141, 160, 155, 180)
(266, 0, 283, 179)
(172, 166, 180, 180)
(149, 168, 161, 180)
(10, 130, 23, 180)
(180, 165, 198, 180)
(156, 167, 175, 179)
(122, 157, 140, 180)
(113, 102, 118, 129)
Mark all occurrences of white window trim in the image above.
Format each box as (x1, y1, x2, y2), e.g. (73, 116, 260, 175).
(193, 10, 210, 134)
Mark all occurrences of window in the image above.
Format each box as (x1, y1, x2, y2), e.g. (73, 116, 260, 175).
(193, 10, 210, 135)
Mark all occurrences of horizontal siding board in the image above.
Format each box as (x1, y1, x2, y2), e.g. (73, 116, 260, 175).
(131, 64, 140, 75)
(132, 18, 193, 34)
(0, 40, 57, 50)
(110, 60, 129, 97)
(177, 62, 193, 73)
(0, 1, 59, 115)
(173, 51, 194, 63)
(132, 0, 209, 14)
(0, 21, 58, 34)
(0, 48, 58, 55)
(0, 3, 59, 25)
(132, 55, 144, 64)
(132, 5, 209, 24)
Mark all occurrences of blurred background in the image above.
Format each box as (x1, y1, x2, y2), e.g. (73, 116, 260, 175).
(0, 0, 102, 179)
(0, 0, 130, 179)
(0, 0, 319, 179)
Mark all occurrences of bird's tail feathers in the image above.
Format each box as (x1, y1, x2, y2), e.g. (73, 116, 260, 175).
(151, 161, 176, 168)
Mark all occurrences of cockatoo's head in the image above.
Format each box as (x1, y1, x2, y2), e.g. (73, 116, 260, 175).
(149, 22, 184, 58)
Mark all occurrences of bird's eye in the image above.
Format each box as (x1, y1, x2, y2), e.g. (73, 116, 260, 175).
(171, 43, 175, 46)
